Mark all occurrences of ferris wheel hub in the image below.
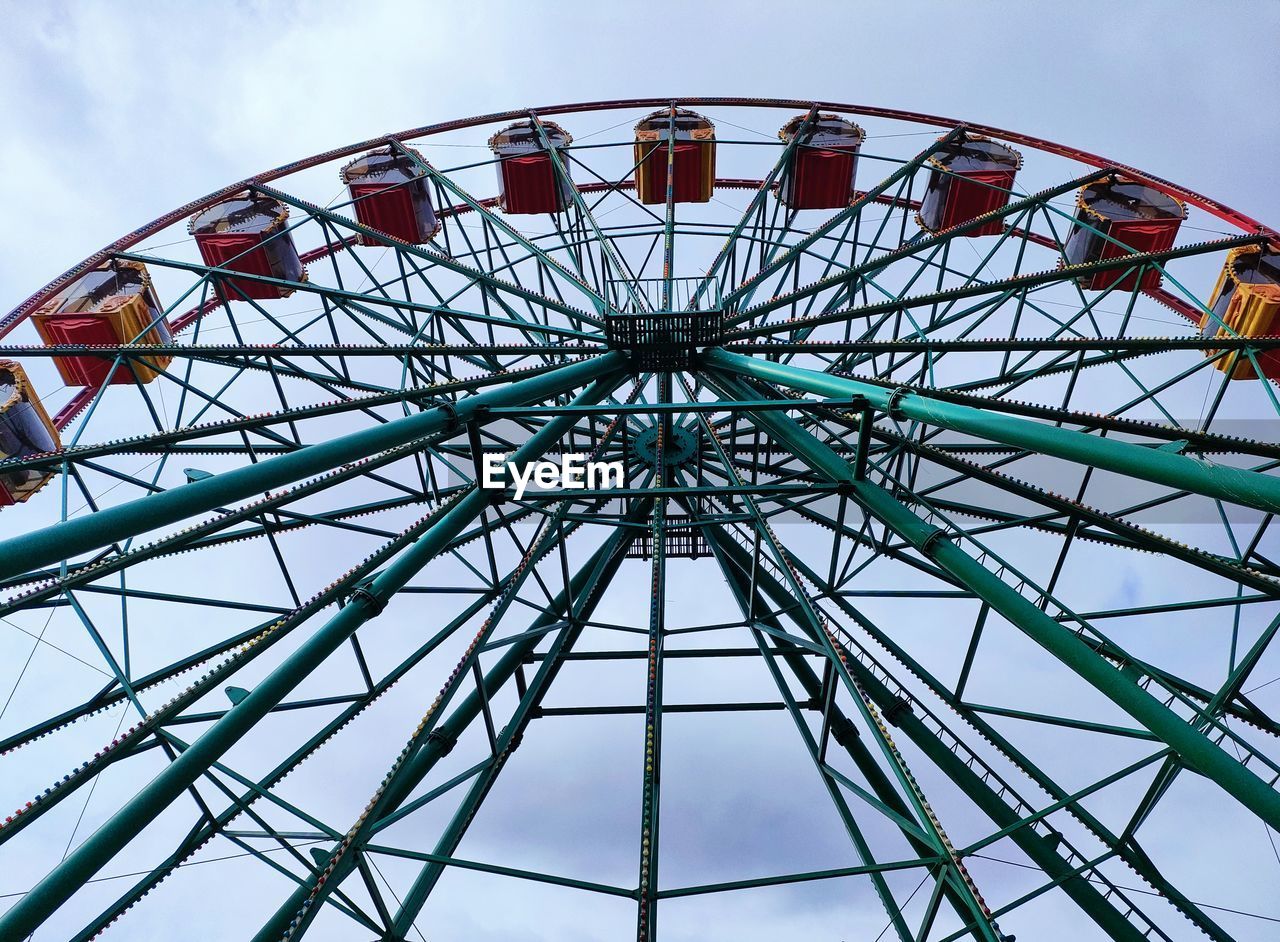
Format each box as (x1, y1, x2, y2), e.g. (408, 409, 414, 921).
(632, 423, 699, 470)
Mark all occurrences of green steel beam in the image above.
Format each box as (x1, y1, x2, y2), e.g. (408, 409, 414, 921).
(683, 378, 987, 942)
(252, 401, 648, 939)
(64, 582, 510, 942)
(704, 348, 1280, 515)
(637, 410, 668, 942)
(723, 233, 1264, 338)
(704, 525, 1173, 942)
(254, 503, 648, 941)
(0, 352, 625, 582)
(0, 342, 603, 358)
(690, 107, 816, 309)
(709, 372, 1280, 833)
(701, 522, 981, 934)
(390, 137, 612, 314)
(779, 548, 1248, 942)
(722, 335, 1280, 354)
(827, 376, 1280, 460)
(112, 250, 598, 343)
(64, 487, 621, 939)
(253, 182, 604, 329)
(871, 427, 1280, 599)
(528, 115, 650, 315)
(386, 508, 650, 940)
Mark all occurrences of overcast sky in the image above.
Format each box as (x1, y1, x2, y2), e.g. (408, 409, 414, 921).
(1, 2, 1279, 940)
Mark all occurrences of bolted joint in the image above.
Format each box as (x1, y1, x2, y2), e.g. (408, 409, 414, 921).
(882, 696, 915, 727)
(347, 584, 387, 617)
(828, 713, 860, 746)
(435, 399, 461, 434)
(502, 725, 525, 754)
(919, 527, 951, 558)
(886, 386, 912, 422)
(426, 729, 458, 757)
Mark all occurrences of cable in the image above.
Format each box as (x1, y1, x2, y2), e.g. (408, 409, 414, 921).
(969, 851, 1280, 924)
(0, 838, 329, 901)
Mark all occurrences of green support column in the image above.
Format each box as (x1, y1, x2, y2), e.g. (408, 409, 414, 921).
(705, 365, 1280, 833)
(386, 502, 651, 940)
(251, 504, 647, 942)
(0, 367, 626, 942)
(704, 347, 1280, 515)
(0, 352, 625, 583)
(702, 524, 985, 935)
(704, 525, 1152, 942)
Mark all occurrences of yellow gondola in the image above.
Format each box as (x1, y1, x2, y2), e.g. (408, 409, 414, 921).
(1200, 245, 1280, 379)
(32, 260, 172, 387)
(0, 360, 60, 506)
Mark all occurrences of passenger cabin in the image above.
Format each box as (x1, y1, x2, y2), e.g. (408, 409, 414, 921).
(777, 114, 864, 210)
(340, 146, 439, 245)
(32, 260, 173, 387)
(189, 194, 305, 299)
(1063, 177, 1185, 291)
(0, 360, 60, 506)
(634, 109, 715, 205)
(1201, 245, 1280, 380)
(918, 134, 1022, 236)
(488, 121, 574, 215)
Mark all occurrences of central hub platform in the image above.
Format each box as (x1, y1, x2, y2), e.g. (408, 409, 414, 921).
(603, 276, 723, 371)
(604, 310, 724, 371)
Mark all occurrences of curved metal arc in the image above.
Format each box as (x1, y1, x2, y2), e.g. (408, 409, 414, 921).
(8, 95, 1271, 345)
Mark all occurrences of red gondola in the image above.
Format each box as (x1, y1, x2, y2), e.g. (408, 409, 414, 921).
(340, 146, 439, 245)
(634, 109, 716, 205)
(32, 259, 173, 387)
(0, 360, 60, 506)
(1063, 177, 1185, 291)
(189, 193, 306, 299)
(917, 134, 1022, 236)
(488, 121, 574, 215)
(777, 114, 864, 210)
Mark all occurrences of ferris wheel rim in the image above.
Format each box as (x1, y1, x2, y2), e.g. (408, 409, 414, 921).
(1, 92, 1279, 942)
(3, 95, 1274, 339)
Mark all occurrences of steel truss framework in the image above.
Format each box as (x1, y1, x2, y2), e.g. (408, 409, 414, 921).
(0, 98, 1278, 941)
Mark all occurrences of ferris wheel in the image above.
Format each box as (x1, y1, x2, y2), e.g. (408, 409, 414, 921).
(0, 97, 1278, 941)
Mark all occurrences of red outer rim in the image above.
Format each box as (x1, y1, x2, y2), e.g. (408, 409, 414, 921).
(5, 97, 1274, 337)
